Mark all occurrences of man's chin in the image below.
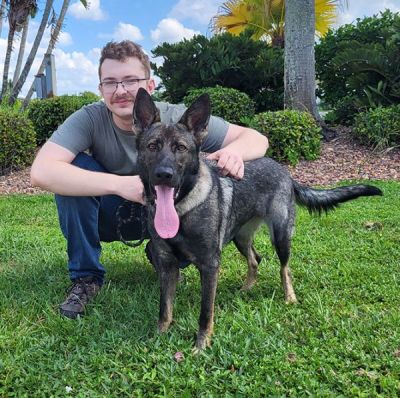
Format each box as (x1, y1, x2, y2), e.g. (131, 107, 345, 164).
(111, 105, 133, 117)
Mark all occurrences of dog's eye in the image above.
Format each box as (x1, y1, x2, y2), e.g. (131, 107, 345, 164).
(176, 144, 187, 152)
(148, 143, 157, 151)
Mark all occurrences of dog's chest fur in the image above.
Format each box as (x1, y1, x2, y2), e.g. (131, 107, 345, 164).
(147, 160, 234, 263)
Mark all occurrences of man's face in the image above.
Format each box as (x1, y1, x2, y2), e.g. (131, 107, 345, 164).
(99, 57, 155, 121)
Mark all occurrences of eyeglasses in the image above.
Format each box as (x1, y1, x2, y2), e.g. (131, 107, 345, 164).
(100, 78, 148, 93)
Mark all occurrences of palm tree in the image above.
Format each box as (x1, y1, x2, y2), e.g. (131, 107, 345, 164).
(211, 0, 340, 47)
(22, 0, 87, 108)
(0, 0, 38, 101)
(0, 0, 6, 37)
(284, 0, 319, 118)
(11, 0, 88, 106)
(7, 0, 54, 105)
(12, 16, 30, 86)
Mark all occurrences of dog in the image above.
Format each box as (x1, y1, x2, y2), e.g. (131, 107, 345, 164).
(132, 87, 382, 352)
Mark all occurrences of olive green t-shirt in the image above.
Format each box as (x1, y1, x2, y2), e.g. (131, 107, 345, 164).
(49, 101, 229, 175)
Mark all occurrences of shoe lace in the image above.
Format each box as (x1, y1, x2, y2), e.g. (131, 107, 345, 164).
(65, 279, 93, 305)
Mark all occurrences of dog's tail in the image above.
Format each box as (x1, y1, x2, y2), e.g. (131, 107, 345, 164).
(293, 181, 383, 214)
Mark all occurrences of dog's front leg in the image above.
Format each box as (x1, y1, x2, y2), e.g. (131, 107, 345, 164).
(194, 264, 219, 352)
(158, 264, 180, 333)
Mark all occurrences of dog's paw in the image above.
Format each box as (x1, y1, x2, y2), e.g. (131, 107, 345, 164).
(285, 295, 298, 304)
(191, 346, 203, 355)
(158, 320, 171, 333)
(240, 279, 256, 291)
(192, 334, 211, 354)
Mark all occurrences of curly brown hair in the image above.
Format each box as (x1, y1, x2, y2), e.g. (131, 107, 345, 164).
(98, 40, 151, 79)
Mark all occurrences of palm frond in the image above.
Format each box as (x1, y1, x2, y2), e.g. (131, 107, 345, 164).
(211, 0, 342, 43)
(212, 0, 274, 39)
(315, 0, 338, 37)
(333, 43, 389, 78)
(211, 1, 252, 33)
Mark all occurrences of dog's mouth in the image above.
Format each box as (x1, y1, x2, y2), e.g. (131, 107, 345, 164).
(153, 185, 180, 239)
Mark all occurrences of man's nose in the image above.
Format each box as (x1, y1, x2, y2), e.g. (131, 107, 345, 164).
(114, 82, 128, 94)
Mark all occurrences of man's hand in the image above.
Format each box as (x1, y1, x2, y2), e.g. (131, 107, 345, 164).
(206, 149, 244, 180)
(206, 123, 268, 180)
(116, 175, 146, 204)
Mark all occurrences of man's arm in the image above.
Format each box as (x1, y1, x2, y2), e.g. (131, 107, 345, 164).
(207, 123, 268, 179)
(30, 141, 145, 204)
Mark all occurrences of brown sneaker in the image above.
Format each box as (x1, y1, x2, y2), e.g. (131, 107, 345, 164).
(59, 276, 101, 319)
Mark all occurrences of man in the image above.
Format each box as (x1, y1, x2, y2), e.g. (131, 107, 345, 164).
(30, 40, 268, 319)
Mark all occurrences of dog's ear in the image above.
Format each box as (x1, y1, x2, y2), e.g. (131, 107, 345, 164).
(178, 94, 210, 143)
(132, 88, 160, 135)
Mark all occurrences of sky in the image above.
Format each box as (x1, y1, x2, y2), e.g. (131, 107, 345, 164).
(0, 0, 399, 98)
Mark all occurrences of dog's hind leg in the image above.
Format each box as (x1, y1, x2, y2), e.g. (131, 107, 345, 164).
(233, 218, 263, 291)
(235, 240, 261, 291)
(268, 214, 297, 304)
(280, 262, 297, 304)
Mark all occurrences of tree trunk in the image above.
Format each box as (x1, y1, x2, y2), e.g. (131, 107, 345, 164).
(22, 0, 70, 108)
(8, 0, 54, 106)
(0, 25, 16, 102)
(12, 17, 30, 87)
(284, 0, 320, 120)
(0, 0, 6, 37)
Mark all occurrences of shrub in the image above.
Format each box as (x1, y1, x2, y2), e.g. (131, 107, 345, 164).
(78, 91, 101, 103)
(316, 10, 400, 118)
(0, 95, 23, 112)
(249, 110, 321, 165)
(183, 86, 255, 125)
(27, 92, 100, 145)
(0, 108, 36, 175)
(152, 32, 284, 112)
(353, 105, 400, 150)
(323, 96, 361, 126)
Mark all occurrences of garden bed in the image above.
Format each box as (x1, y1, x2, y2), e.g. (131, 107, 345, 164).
(1, 128, 399, 195)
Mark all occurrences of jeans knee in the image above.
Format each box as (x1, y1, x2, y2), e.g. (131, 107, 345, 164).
(71, 153, 106, 173)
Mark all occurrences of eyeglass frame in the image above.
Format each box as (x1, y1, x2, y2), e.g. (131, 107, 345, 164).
(99, 77, 149, 93)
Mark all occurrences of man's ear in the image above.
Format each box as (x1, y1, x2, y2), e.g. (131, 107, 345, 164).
(178, 94, 211, 144)
(132, 88, 160, 135)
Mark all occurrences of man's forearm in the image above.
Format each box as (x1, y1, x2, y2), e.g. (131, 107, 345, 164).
(30, 140, 145, 202)
(31, 160, 119, 196)
(31, 160, 145, 204)
(224, 127, 269, 161)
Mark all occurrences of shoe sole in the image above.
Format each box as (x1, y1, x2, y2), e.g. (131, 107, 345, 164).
(59, 308, 84, 319)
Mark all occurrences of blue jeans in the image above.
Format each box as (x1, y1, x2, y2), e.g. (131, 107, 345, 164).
(55, 153, 149, 284)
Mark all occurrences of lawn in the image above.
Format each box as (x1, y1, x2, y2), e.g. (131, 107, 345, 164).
(0, 180, 399, 397)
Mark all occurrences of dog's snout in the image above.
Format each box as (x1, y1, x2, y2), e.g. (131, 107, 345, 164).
(155, 166, 174, 181)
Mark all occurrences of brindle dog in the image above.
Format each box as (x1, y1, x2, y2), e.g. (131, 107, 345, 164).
(132, 88, 382, 352)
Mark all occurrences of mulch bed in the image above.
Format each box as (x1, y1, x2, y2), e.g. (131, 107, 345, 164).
(1, 129, 399, 195)
(288, 128, 400, 186)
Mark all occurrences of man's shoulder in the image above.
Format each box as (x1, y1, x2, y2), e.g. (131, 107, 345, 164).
(70, 100, 110, 128)
(55, 100, 109, 134)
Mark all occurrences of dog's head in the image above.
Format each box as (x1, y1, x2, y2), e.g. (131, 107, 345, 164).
(132, 87, 210, 238)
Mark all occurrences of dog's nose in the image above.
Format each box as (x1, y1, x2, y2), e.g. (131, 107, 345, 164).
(155, 166, 174, 181)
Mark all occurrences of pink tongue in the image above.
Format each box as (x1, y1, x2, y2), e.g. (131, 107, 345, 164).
(154, 185, 180, 239)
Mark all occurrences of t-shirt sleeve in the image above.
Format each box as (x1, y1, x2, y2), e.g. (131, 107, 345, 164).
(156, 101, 229, 153)
(48, 107, 94, 154)
(202, 114, 229, 152)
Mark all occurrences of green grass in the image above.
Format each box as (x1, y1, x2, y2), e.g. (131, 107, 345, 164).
(0, 180, 399, 397)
